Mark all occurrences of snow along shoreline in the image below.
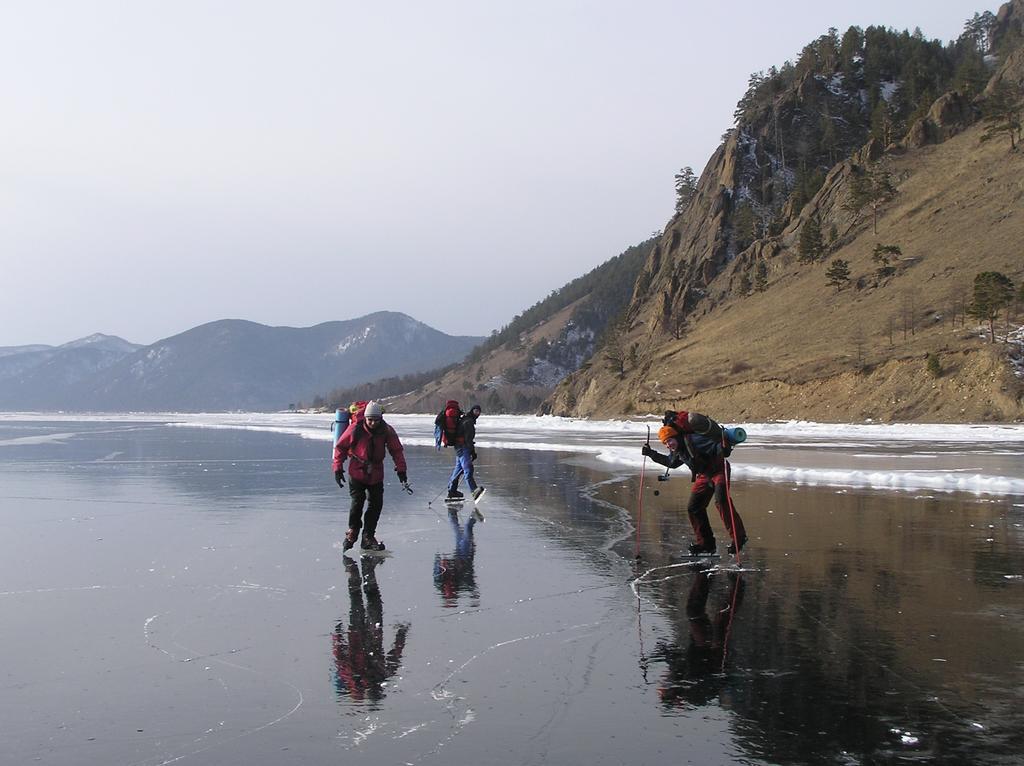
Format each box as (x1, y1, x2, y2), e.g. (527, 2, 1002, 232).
(4, 412, 1023, 498)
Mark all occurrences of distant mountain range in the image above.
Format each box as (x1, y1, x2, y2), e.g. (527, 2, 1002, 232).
(0, 313, 483, 412)
(375, 238, 654, 414)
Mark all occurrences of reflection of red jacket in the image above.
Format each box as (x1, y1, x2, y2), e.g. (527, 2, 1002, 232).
(332, 420, 407, 485)
(332, 622, 408, 704)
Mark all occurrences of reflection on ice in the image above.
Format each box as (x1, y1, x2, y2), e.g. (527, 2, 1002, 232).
(433, 508, 480, 609)
(332, 555, 409, 708)
(648, 569, 745, 710)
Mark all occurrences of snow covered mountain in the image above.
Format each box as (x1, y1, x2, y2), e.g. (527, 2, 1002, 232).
(0, 314, 482, 412)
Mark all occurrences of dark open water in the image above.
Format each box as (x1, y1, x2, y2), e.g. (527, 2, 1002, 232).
(1, 420, 1021, 765)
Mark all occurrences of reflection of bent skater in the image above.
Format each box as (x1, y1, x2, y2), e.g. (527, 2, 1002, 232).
(331, 556, 409, 706)
(433, 509, 480, 608)
(652, 569, 745, 708)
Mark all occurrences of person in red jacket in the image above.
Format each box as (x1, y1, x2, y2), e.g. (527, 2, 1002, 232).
(333, 400, 409, 551)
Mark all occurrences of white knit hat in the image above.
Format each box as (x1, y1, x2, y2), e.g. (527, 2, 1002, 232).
(364, 400, 384, 417)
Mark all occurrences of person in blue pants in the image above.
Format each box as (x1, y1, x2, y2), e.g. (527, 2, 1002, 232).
(446, 404, 483, 502)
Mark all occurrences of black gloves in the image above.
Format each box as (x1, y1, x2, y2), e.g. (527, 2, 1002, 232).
(471, 449, 478, 461)
(397, 471, 408, 483)
(334, 469, 345, 487)
(641, 444, 654, 457)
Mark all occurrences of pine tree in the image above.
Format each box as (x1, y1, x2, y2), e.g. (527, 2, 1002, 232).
(798, 215, 825, 263)
(844, 166, 895, 234)
(734, 72, 766, 124)
(980, 82, 1024, 151)
(820, 28, 840, 73)
(825, 259, 851, 291)
(872, 243, 902, 278)
(953, 51, 989, 98)
(791, 165, 826, 213)
(754, 260, 769, 292)
(733, 202, 756, 251)
(839, 26, 863, 82)
(603, 330, 627, 377)
(844, 171, 872, 223)
(819, 113, 839, 165)
(870, 100, 896, 145)
(968, 271, 1015, 342)
(961, 11, 997, 54)
(674, 167, 698, 213)
(738, 273, 753, 295)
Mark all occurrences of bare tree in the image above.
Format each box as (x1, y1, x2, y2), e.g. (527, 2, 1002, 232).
(662, 294, 689, 340)
(851, 328, 868, 370)
(900, 289, 918, 340)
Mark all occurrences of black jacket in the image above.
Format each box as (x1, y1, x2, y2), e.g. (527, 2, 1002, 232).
(457, 414, 478, 448)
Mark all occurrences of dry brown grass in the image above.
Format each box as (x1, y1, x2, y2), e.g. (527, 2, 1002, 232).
(557, 123, 1024, 421)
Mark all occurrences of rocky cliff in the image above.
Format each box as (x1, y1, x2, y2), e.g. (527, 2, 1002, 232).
(549, 3, 1024, 422)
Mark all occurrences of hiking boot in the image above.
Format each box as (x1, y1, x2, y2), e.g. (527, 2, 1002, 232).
(446, 489, 464, 500)
(727, 536, 748, 555)
(361, 534, 385, 552)
(472, 486, 486, 502)
(342, 529, 357, 551)
(688, 542, 716, 556)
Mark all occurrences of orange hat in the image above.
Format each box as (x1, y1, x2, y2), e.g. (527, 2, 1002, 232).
(658, 425, 677, 445)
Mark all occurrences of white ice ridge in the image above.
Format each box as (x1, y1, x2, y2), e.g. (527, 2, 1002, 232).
(0, 431, 77, 447)
(5, 411, 1024, 442)
(6, 412, 1024, 496)
(731, 464, 1024, 495)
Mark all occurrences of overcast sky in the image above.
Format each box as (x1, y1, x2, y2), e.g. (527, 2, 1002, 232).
(1, 1, 989, 346)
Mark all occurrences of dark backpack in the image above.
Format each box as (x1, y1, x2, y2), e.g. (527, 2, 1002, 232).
(663, 410, 723, 441)
(434, 400, 462, 449)
(664, 411, 730, 477)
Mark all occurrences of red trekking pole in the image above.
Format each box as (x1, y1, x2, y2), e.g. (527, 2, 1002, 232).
(723, 458, 741, 566)
(635, 425, 650, 560)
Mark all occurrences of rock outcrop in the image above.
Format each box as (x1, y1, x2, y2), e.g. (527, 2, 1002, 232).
(547, 14, 1024, 422)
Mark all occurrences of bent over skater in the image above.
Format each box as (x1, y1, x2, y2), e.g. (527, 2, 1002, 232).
(643, 411, 748, 556)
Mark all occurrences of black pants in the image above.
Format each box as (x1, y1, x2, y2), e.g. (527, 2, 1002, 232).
(348, 478, 384, 538)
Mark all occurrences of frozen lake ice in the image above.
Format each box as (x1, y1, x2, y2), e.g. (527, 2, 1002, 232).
(1, 414, 1022, 764)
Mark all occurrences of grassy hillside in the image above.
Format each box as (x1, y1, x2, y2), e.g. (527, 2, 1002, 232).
(549, 4, 1024, 422)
